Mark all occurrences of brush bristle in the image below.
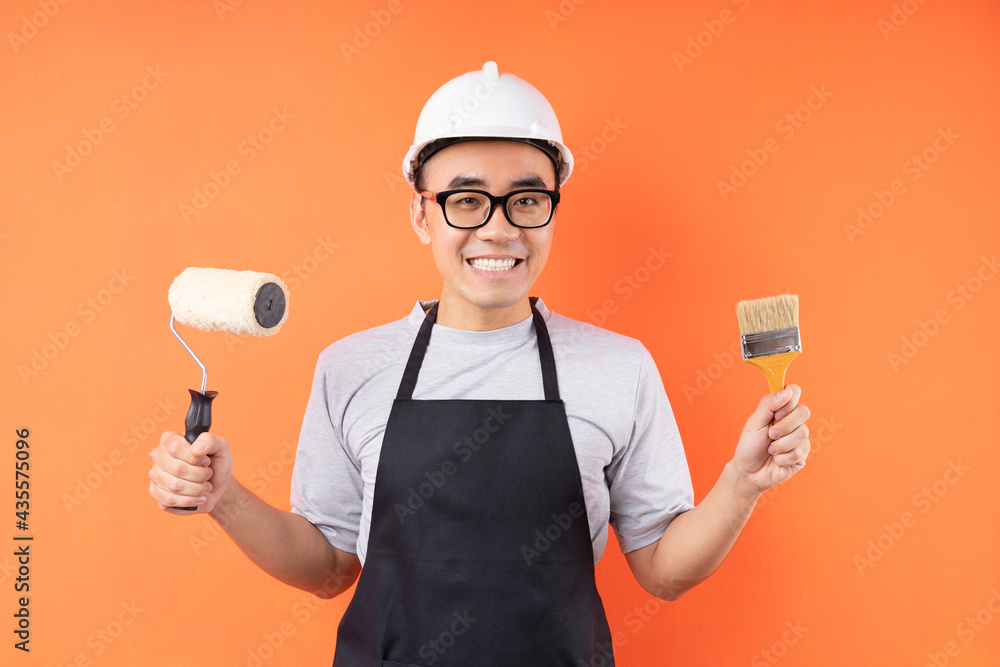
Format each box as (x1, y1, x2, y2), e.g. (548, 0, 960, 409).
(736, 294, 799, 335)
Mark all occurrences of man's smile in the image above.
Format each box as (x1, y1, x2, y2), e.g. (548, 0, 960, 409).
(466, 256, 523, 272)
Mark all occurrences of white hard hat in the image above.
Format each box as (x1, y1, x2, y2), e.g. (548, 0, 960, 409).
(402, 61, 574, 188)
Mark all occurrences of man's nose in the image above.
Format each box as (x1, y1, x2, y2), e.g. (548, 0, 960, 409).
(476, 204, 520, 242)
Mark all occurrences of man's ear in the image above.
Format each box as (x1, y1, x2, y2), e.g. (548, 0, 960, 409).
(410, 190, 431, 246)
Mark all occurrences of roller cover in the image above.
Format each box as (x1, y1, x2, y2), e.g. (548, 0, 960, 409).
(168, 267, 289, 336)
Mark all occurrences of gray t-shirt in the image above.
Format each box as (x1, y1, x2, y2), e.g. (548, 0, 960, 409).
(289, 298, 694, 566)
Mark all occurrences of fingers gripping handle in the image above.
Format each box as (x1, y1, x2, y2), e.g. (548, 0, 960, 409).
(173, 389, 218, 512)
(744, 350, 800, 426)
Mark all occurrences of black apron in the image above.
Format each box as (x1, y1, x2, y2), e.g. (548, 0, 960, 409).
(332, 298, 614, 667)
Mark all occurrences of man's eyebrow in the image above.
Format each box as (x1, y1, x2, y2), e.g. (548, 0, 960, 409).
(446, 175, 487, 189)
(445, 174, 550, 190)
(510, 175, 547, 189)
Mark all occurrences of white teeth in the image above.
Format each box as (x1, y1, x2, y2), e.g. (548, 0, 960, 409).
(469, 258, 517, 271)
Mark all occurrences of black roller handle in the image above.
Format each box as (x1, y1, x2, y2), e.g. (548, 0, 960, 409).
(173, 388, 218, 511)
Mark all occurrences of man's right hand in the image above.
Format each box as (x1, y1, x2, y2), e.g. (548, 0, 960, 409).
(149, 431, 233, 515)
(147, 431, 360, 597)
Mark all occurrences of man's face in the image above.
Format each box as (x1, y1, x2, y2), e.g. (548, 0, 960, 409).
(410, 140, 558, 316)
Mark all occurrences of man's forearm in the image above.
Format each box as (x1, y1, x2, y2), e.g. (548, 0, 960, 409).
(632, 460, 763, 600)
(208, 477, 360, 598)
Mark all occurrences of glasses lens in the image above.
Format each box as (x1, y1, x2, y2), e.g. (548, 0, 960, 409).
(444, 192, 491, 228)
(506, 191, 553, 228)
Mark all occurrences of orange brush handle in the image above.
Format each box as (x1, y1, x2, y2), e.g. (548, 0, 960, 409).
(744, 350, 801, 395)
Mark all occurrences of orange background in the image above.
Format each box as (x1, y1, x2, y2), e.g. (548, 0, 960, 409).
(3, 0, 999, 665)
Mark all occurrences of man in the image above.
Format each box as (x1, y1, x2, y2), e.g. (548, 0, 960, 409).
(148, 61, 811, 666)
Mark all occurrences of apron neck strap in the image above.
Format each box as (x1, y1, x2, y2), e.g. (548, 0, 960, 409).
(396, 297, 560, 401)
(530, 296, 560, 401)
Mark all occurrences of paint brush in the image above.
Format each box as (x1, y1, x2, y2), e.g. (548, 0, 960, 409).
(736, 294, 801, 395)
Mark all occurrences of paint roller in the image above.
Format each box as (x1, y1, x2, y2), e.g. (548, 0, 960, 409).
(168, 267, 289, 511)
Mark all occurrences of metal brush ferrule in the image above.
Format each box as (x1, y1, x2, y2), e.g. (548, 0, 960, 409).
(741, 326, 801, 359)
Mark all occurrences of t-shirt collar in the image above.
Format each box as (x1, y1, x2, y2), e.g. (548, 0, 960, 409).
(406, 297, 550, 342)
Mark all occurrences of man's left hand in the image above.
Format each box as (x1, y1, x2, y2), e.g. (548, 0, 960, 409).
(732, 384, 811, 493)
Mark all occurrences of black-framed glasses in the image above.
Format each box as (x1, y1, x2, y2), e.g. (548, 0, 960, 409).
(420, 189, 560, 229)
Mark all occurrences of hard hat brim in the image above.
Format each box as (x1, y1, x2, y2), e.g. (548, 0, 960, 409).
(403, 135, 573, 189)
(413, 137, 563, 181)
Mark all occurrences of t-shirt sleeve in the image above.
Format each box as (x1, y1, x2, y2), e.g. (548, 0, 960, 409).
(607, 345, 695, 554)
(289, 350, 363, 554)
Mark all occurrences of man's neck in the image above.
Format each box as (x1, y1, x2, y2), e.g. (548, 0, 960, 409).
(432, 294, 532, 331)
